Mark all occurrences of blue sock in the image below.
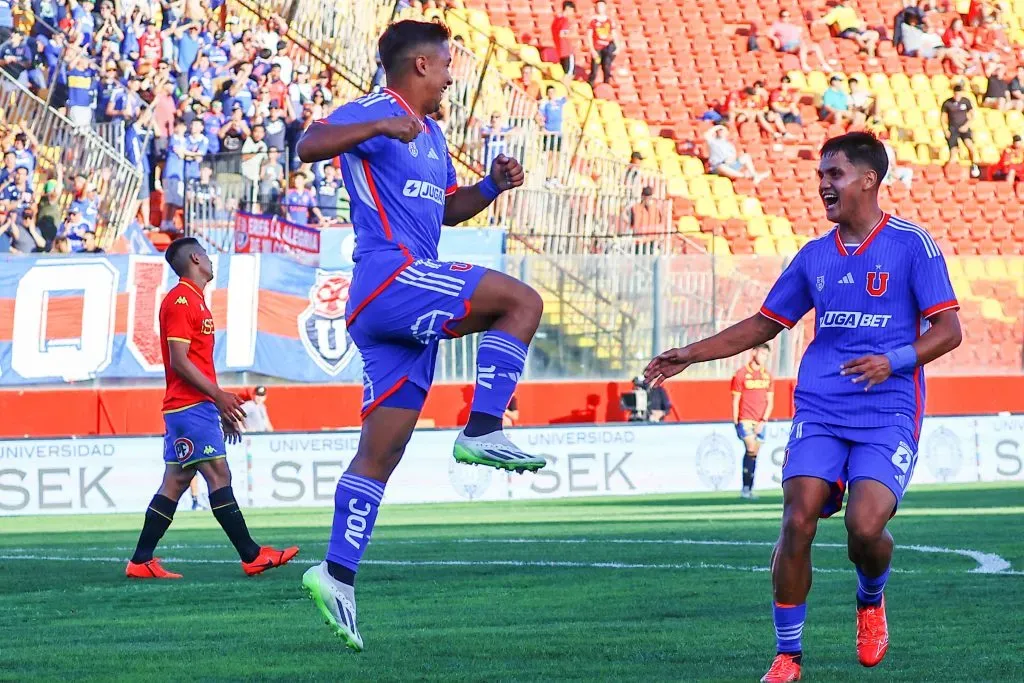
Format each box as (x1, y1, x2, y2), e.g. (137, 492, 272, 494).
(773, 602, 806, 654)
(325, 473, 385, 579)
(465, 331, 527, 436)
(856, 565, 890, 607)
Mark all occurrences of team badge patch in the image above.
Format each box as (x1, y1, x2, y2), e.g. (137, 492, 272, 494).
(174, 437, 194, 463)
(298, 270, 359, 376)
(866, 271, 889, 297)
(816, 275, 825, 292)
(408, 140, 418, 157)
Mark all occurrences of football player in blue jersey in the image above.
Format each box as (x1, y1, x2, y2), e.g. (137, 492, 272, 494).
(294, 20, 547, 650)
(646, 132, 962, 682)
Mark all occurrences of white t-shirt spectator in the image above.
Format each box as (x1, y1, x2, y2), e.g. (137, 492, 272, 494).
(241, 137, 268, 182)
(240, 400, 273, 432)
(707, 136, 737, 169)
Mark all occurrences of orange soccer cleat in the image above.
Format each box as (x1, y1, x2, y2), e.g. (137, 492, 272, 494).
(242, 545, 300, 576)
(125, 558, 183, 579)
(760, 653, 802, 682)
(856, 597, 890, 667)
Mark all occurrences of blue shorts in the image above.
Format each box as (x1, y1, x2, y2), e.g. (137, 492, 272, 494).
(347, 255, 488, 419)
(162, 402, 227, 467)
(783, 421, 919, 518)
(736, 419, 766, 442)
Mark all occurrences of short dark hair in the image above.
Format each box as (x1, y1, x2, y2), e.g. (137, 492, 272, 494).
(563, 1, 576, 9)
(820, 132, 888, 187)
(165, 237, 202, 276)
(378, 20, 451, 75)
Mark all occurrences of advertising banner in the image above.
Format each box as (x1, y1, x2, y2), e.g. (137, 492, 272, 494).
(1, 417, 1019, 516)
(233, 212, 321, 266)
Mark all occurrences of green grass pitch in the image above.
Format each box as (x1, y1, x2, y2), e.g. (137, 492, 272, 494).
(1, 483, 1022, 682)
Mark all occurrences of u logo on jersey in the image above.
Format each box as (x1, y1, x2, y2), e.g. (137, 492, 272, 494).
(298, 270, 359, 376)
(866, 271, 889, 297)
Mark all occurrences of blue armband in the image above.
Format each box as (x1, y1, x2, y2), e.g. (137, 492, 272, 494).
(478, 176, 501, 201)
(884, 345, 917, 372)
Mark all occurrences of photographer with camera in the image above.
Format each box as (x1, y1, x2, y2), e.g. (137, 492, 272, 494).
(623, 375, 671, 422)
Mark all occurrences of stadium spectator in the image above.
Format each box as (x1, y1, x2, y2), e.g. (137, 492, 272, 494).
(283, 171, 315, 225)
(189, 164, 222, 207)
(971, 14, 1012, 62)
(78, 229, 105, 254)
(220, 102, 252, 169)
(480, 111, 515, 171)
(704, 125, 769, 184)
(9, 131, 36, 178)
(289, 63, 313, 113)
(0, 149, 14, 186)
(263, 102, 289, 152)
(0, 30, 32, 85)
(539, 85, 567, 181)
(767, 9, 829, 72)
(627, 185, 665, 234)
(983, 61, 1013, 110)
(769, 75, 803, 127)
(993, 135, 1024, 183)
(158, 119, 188, 227)
(752, 80, 790, 138)
(897, 12, 945, 58)
(313, 162, 349, 224)
(820, 75, 854, 125)
(892, 0, 925, 49)
(942, 83, 980, 176)
(551, 1, 578, 78)
(880, 136, 914, 188)
(515, 64, 541, 100)
(0, 165, 33, 209)
(13, 205, 44, 253)
(69, 174, 99, 229)
(586, 0, 619, 87)
(941, 17, 976, 74)
(258, 145, 286, 210)
(126, 109, 154, 225)
(0, 204, 14, 252)
(35, 178, 62, 250)
(58, 205, 90, 249)
(239, 385, 273, 433)
(65, 52, 98, 128)
(241, 122, 267, 208)
(0, 0, 10, 45)
(848, 77, 875, 123)
(820, 1, 880, 57)
(1010, 66, 1024, 110)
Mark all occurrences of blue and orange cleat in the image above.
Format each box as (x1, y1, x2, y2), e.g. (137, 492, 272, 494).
(856, 596, 889, 667)
(242, 545, 300, 576)
(760, 653, 801, 682)
(125, 558, 182, 579)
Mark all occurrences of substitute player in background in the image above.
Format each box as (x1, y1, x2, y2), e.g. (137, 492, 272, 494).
(295, 20, 546, 650)
(125, 238, 299, 579)
(731, 342, 774, 499)
(646, 133, 961, 682)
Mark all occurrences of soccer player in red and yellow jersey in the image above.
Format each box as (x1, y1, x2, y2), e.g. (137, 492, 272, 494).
(731, 343, 774, 499)
(125, 238, 298, 579)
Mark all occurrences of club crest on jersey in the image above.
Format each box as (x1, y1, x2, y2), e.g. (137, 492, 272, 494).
(866, 271, 889, 297)
(408, 140, 419, 157)
(174, 437, 194, 463)
(816, 275, 825, 292)
(298, 270, 359, 376)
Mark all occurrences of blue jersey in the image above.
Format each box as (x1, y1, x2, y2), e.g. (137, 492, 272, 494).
(324, 88, 457, 290)
(760, 213, 959, 433)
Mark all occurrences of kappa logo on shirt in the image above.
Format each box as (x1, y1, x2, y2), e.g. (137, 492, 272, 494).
(175, 296, 188, 305)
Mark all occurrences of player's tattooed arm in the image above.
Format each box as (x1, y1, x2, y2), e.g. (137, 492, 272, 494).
(841, 309, 962, 390)
(296, 116, 422, 163)
(167, 342, 246, 425)
(645, 314, 783, 387)
(443, 154, 525, 225)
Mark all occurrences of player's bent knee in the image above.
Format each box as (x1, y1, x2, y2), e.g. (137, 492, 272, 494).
(780, 507, 819, 546)
(844, 512, 888, 545)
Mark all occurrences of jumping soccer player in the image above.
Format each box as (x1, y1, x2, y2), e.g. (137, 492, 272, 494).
(645, 132, 962, 682)
(294, 20, 546, 650)
(731, 342, 774, 499)
(125, 238, 299, 579)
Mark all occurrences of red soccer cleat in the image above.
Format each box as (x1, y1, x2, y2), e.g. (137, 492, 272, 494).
(125, 558, 183, 579)
(242, 545, 300, 576)
(761, 653, 802, 682)
(856, 596, 890, 667)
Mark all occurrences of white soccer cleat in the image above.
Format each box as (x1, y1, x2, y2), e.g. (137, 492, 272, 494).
(302, 561, 364, 651)
(453, 430, 547, 473)
(741, 486, 759, 500)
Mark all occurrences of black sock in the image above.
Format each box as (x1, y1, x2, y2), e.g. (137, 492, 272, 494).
(327, 560, 356, 586)
(464, 411, 502, 438)
(131, 494, 177, 563)
(742, 454, 757, 488)
(209, 486, 261, 563)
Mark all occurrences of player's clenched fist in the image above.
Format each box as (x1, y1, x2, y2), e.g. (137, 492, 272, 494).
(491, 154, 525, 191)
(376, 115, 423, 142)
(840, 354, 892, 391)
(644, 347, 694, 388)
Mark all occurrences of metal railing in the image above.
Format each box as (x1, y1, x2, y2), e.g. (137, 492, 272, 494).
(0, 69, 142, 244)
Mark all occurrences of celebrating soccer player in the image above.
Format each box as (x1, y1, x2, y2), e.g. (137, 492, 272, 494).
(125, 238, 299, 580)
(731, 342, 774, 499)
(645, 132, 962, 682)
(295, 20, 547, 650)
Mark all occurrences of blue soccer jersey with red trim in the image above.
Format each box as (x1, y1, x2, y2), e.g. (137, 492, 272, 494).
(760, 213, 959, 432)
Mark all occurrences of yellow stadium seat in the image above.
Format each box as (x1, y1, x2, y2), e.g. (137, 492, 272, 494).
(975, 129, 993, 146)
(694, 197, 716, 216)
(806, 71, 829, 94)
(687, 176, 712, 197)
(740, 196, 763, 218)
(915, 145, 932, 165)
(890, 73, 911, 92)
(627, 119, 650, 140)
(770, 216, 794, 236)
(667, 177, 688, 197)
(910, 74, 930, 91)
(895, 90, 917, 111)
(981, 299, 1015, 323)
(1006, 110, 1024, 131)
(963, 257, 987, 280)
(654, 137, 677, 159)
(986, 258, 1010, 280)
(776, 235, 799, 255)
(795, 234, 813, 248)
(1006, 257, 1024, 281)
(747, 215, 770, 237)
(869, 73, 891, 93)
(916, 91, 938, 110)
(711, 235, 733, 255)
(896, 142, 918, 163)
(912, 125, 932, 144)
(709, 175, 734, 197)
(570, 81, 593, 99)
(754, 235, 776, 255)
(677, 216, 701, 233)
(786, 71, 808, 91)
(882, 110, 904, 128)
(931, 74, 951, 93)
(546, 63, 566, 81)
(716, 197, 740, 219)
(946, 257, 964, 278)
(980, 145, 1001, 165)
(492, 26, 515, 47)
(681, 156, 706, 178)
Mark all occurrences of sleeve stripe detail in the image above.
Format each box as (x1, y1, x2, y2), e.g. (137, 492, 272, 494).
(445, 184, 458, 196)
(759, 306, 795, 329)
(922, 300, 960, 318)
(166, 337, 192, 344)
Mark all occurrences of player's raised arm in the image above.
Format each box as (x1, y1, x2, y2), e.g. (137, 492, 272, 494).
(443, 154, 525, 225)
(296, 114, 422, 164)
(645, 314, 784, 388)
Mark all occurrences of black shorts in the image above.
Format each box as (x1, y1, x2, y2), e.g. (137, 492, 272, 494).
(948, 128, 973, 149)
(542, 134, 563, 152)
(781, 112, 802, 125)
(839, 28, 862, 39)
